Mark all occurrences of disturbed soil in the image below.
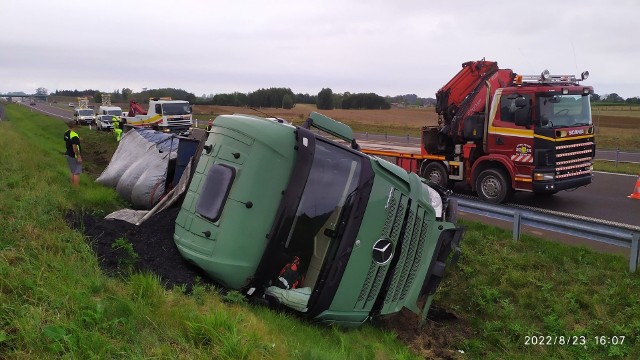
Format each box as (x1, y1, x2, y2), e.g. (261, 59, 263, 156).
(70, 117, 472, 359)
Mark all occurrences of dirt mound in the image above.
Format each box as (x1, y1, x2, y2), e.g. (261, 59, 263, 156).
(67, 207, 215, 290)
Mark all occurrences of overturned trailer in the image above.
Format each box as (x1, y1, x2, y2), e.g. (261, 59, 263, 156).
(97, 128, 202, 211)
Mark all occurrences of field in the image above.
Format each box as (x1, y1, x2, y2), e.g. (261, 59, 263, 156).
(2, 103, 639, 359)
(192, 104, 438, 137)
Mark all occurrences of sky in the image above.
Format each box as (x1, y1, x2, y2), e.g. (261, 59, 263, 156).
(1, 0, 639, 99)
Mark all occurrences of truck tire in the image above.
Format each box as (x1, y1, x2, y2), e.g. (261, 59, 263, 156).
(421, 162, 450, 188)
(475, 168, 512, 203)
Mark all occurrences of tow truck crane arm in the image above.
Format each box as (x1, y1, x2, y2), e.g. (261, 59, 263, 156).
(435, 59, 514, 142)
(127, 100, 148, 117)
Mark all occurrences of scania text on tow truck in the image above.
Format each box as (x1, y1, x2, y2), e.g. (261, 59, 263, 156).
(173, 112, 464, 326)
(363, 59, 595, 203)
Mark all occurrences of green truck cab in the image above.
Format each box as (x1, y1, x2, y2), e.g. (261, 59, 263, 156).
(174, 112, 463, 326)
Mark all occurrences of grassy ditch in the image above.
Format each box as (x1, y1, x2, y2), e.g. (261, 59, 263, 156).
(1, 104, 639, 359)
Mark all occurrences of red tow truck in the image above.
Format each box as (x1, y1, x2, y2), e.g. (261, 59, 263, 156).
(362, 59, 595, 203)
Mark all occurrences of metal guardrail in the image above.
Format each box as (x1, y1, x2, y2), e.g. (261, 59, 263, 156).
(455, 197, 640, 272)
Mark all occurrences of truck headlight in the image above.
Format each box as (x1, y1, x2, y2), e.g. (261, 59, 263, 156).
(426, 185, 443, 218)
(533, 172, 555, 181)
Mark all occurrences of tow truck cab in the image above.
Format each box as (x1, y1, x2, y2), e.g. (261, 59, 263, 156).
(174, 112, 463, 326)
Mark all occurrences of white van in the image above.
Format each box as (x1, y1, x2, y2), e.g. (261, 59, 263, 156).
(97, 105, 123, 117)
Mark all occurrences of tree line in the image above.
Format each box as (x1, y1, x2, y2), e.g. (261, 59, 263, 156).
(50, 87, 640, 108)
(52, 88, 196, 104)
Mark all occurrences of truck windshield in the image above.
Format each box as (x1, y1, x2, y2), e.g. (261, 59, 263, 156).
(79, 110, 93, 116)
(284, 140, 362, 250)
(538, 94, 592, 128)
(106, 110, 121, 116)
(162, 103, 191, 115)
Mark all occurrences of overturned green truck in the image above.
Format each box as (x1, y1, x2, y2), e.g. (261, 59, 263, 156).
(173, 112, 464, 326)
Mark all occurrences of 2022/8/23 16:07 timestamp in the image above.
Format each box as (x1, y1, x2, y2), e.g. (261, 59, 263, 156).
(524, 335, 626, 346)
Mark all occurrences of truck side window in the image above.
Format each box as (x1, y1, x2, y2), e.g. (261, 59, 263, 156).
(500, 94, 531, 123)
(195, 164, 235, 223)
(155, 104, 162, 115)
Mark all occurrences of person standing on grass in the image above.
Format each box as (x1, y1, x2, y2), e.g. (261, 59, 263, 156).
(64, 121, 82, 187)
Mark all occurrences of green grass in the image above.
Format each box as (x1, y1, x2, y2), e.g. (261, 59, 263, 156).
(2, 103, 639, 359)
(0, 105, 420, 359)
(593, 160, 640, 175)
(435, 220, 640, 359)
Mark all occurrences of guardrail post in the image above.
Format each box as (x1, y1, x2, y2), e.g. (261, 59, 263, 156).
(365, 132, 368, 140)
(406, 134, 410, 143)
(630, 233, 640, 273)
(616, 148, 620, 167)
(513, 211, 521, 241)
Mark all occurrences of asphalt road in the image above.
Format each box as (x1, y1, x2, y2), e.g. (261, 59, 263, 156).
(24, 101, 73, 120)
(504, 172, 640, 228)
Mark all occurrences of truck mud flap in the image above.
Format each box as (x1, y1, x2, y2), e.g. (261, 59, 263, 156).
(416, 226, 463, 325)
(421, 227, 464, 297)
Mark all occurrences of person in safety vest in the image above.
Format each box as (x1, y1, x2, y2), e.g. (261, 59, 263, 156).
(63, 121, 82, 187)
(112, 115, 122, 142)
(276, 256, 305, 290)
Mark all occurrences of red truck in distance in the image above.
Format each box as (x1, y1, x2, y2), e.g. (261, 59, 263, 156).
(365, 59, 595, 203)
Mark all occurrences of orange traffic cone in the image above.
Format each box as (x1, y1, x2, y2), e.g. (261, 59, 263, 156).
(629, 174, 640, 200)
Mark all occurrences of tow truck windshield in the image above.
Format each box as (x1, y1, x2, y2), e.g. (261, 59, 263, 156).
(162, 103, 191, 115)
(539, 94, 592, 128)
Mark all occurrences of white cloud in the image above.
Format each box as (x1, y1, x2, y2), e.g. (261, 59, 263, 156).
(1, 0, 639, 98)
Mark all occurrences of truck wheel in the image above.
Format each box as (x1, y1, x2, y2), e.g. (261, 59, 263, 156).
(475, 168, 512, 203)
(421, 162, 449, 188)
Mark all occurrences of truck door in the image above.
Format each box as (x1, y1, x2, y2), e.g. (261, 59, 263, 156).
(488, 91, 534, 167)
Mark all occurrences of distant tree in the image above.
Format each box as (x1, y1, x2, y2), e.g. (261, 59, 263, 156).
(591, 93, 601, 102)
(282, 94, 294, 109)
(332, 93, 343, 109)
(134, 88, 197, 104)
(35, 87, 48, 96)
(341, 93, 391, 110)
(317, 88, 334, 110)
(122, 88, 133, 101)
(295, 93, 316, 104)
(626, 96, 640, 104)
(604, 93, 624, 103)
(93, 92, 102, 103)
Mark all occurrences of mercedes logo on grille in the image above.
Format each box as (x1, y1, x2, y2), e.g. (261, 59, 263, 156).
(372, 238, 393, 265)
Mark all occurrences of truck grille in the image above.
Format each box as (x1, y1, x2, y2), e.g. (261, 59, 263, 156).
(355, 189, 430, 313)
(168, 118, 192, 127)
(554, 138, 594, 179)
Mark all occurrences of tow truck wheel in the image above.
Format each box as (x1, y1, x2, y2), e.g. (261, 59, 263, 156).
(421, 162, 450, 188)
(475, 168, 512, 203)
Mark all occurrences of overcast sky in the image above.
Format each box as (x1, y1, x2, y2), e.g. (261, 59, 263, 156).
(1, 0, 639, 99)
